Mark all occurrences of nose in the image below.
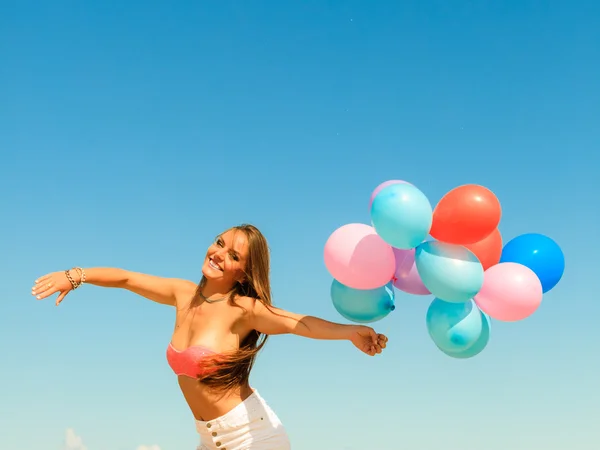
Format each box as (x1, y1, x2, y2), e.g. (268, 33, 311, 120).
(213, 248, 227, 261)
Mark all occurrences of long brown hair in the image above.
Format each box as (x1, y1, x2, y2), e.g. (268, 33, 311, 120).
(190, 224, 272, 393)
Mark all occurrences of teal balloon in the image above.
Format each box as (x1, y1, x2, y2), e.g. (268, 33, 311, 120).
(415, 241, 484, 303)
(426, 298, 483, 353)
(436, 311, 491, 359)
(331, 280, 395, 323)
(370, 183, 433, 250)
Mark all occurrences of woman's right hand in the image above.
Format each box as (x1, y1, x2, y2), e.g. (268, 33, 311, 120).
(31, 270, 78, 305)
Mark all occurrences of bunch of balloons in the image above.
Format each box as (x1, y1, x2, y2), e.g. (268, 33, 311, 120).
(323, 180, 565, 359)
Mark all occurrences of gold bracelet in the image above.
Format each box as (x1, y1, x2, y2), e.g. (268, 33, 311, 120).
(65, 267, 86, 290)
(65, 270, 78, 289)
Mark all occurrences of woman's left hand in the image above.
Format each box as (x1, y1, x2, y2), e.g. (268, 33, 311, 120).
(349, 326, 388, 356)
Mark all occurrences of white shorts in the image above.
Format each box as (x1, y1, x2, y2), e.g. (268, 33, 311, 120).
(196, 389, 291, 450)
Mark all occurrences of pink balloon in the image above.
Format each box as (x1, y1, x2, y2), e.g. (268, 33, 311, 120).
(474, 262, 543, 322)
(369, 180, 411, 210)
(392, 247, 430, 295)
(324, 223, 395, 289)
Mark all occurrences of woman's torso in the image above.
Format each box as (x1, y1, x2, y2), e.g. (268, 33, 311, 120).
(170, 292, 254, 421)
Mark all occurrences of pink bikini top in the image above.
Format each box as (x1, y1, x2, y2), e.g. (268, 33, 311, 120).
(166, 343, 220, 378)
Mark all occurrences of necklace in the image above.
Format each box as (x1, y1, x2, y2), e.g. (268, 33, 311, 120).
(199, 291, 229, 304)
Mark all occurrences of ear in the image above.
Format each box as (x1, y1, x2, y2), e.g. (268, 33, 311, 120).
(235, 272, 246, 284)
(236, 267, 249, 284)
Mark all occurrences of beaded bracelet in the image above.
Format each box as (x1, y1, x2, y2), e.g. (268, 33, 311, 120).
(74, 267, 86, 285)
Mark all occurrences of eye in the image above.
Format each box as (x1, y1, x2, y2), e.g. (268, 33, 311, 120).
(216, 238, 224, 247)
(230, 252, 239, 262)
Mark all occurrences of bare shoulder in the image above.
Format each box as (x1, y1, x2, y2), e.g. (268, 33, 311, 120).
(235, 296, 304, 336)
(174, 278, 197, 293)
(233, 296, 265, 334)
(173, 279, 198, 306)
(234, 296, 286, 319)
(120, 271, 197, 307)
(234, 295, 259, 312)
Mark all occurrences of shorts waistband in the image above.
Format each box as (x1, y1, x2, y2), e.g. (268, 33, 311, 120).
(195, 389, 265, 433)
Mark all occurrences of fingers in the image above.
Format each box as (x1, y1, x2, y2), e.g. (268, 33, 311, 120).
(33, 287, 57, 300)
(34, 274, 51, 284)
(33, 279, 53, 292)
(377, 334, 388, 349)
(369, 327, 378, 345)
(31, 278, 58, 300)
(56, 291, 69, 306)
(365, 343, 383, 356)
(365, 333, 388, 356)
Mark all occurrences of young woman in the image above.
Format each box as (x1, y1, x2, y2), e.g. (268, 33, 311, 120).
(31, 224, 388, 450)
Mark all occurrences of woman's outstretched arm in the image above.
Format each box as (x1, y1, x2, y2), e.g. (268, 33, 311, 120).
(247, 299, 388, 356)
(31, 267, 196, 306)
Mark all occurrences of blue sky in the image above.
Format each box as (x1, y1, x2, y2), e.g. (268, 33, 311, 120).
(1, 1, 599, 449)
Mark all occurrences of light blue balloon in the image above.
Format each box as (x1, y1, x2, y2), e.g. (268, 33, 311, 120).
(426, 298, 483, 353)
(370, 183, 433, 250)
(436, 311, 491, 359)
(330, 280, 395, 323)
(415, 241, 484, 303)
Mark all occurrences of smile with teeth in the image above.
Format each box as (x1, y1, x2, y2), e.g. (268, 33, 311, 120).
(209, 258, 223, 271)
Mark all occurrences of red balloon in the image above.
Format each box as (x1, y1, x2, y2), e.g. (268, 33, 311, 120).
(463, 228, 503, 270)
(430, 184, 501, 245)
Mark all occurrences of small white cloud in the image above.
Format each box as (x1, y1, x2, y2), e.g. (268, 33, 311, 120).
(62, 428, 160, 450)
(63, 428, 87, 450)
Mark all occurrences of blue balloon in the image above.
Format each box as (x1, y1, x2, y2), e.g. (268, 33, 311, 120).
(436, 311, 491, 359)
(426, 298, 483, 353)
(415, 241, 484, 303)
(500, 233, 565, 293)
(370, 183, 433, 250)
(330, 280, 395, 323)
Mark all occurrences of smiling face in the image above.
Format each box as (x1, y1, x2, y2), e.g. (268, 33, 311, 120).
(201, 229, 250, 288)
